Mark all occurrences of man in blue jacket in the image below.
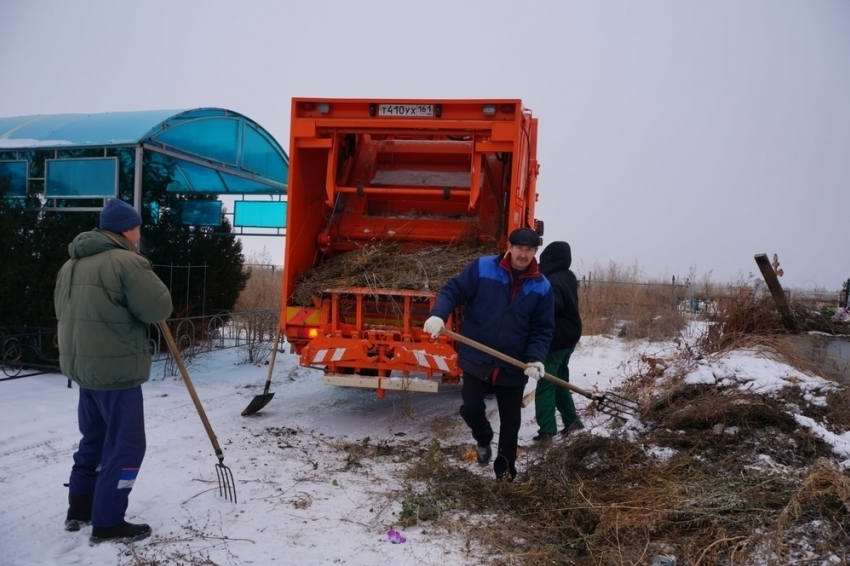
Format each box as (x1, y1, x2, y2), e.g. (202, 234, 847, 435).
(424, 227, 554, 481)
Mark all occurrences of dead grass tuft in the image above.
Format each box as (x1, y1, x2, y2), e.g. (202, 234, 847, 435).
(577, 262, 688, 341)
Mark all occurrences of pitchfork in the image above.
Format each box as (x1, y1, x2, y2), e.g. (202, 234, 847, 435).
(440, 328, 640, 419)
(159, 321, 237, 503)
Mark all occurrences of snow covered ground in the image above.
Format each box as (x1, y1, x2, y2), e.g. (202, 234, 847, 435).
(1, 331, 847, 565)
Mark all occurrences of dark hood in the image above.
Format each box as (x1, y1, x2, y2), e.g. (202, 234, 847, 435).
(539, 241, 572, 275)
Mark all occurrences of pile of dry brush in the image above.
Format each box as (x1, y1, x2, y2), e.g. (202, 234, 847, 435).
(290, 242, 497, 306)
(386, 298, 850, 565)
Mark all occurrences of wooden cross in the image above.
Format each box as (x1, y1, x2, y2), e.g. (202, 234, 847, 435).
(772, 254, 784, 277)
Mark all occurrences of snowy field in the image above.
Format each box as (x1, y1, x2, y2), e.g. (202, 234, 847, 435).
(1, 331, 848, 565)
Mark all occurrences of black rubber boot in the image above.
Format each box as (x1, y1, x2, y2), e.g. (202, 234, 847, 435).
(475, 443, 492, 466)
(65, 493, 93, 532)
(89, 521, 151, 545)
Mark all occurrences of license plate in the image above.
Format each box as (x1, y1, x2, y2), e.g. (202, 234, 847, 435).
(378, 104, 434, 117)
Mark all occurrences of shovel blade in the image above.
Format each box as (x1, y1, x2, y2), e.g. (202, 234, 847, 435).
(241, 392, 275, 416)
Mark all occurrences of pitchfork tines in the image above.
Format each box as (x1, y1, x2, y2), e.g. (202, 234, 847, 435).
(594, 390, 641, 419)
(214, 452, 237, 503)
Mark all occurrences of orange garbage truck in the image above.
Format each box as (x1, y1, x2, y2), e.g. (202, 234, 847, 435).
(281, 98, 542, 396)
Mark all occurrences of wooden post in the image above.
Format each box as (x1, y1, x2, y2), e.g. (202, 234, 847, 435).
(754, 254, 797, 330)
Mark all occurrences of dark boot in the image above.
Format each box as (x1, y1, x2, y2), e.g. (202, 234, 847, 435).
(475, 443, 492, 466)
(65, 493, 93, 531)
(89, 521, 151, 545)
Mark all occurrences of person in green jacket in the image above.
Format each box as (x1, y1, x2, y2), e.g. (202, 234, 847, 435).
(533, 241, 584, 440)
(54, 198, 172, 544)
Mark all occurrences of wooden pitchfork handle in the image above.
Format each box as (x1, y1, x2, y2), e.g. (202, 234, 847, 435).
(159, 321, 227, 464)
(439, 328, 598, 402)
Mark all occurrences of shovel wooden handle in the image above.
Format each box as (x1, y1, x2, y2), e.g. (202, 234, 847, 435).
(159, 321, 226, 463)
(521, 388, 536, 408)
(439, 328, 595, 401)
(263, 323, 282, 395)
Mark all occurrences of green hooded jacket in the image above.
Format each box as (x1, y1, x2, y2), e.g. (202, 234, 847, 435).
(54, 229, 173, 390)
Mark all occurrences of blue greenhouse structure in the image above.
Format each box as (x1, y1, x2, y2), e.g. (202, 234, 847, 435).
(0, 108, 288, 231)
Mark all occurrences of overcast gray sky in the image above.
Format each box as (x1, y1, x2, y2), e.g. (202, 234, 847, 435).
(2, 0, 848, 289)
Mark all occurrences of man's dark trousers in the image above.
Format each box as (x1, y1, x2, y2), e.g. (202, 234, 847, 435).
(459, 372, 525, 479)
(69, 386, 146, 527)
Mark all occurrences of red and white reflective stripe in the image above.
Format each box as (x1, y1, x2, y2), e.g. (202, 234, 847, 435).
(432, 354, 449, 372)
(413, 351, 450, 372)
(312, 348, 346, 363)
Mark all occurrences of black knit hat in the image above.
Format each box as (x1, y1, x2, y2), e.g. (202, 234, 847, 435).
(99, 198, 141, 233)
(508, 227, 540, 247)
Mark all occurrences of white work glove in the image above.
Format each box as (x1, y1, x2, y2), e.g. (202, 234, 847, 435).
(524, 361, 545, 380)
(423, 316, 445, 338)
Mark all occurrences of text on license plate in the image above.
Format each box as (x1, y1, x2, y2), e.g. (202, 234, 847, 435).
(378, 104, 434, 117)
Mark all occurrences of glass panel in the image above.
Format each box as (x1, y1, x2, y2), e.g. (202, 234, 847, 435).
(173, 159, 226, 193)
(108, 147, 136, 202)
(234, 201, 287, 228)
(220, 171, 283, 194)
(0, 161, 27, 197)
(147, 200, 160, 225)
(152, 117, 239, 165)
(243, 124, 288, 182)
(175, 200, 222, 226)
(45, 157, 117, 198)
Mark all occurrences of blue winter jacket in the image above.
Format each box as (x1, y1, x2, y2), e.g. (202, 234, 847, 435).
(429, 254, 555, 386)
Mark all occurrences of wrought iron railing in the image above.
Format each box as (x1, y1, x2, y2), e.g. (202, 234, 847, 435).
(1, 310, 281, 381)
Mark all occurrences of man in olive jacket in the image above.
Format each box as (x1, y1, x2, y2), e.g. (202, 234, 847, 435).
(54, 198, 172, 544)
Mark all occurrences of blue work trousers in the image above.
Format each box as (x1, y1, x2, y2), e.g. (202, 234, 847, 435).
(69, 386, 146, 528)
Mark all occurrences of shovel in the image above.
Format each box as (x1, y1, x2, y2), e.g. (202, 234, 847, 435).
(440, 328, 640, 419)
(241, 322, 281, 416)
(159, 321, 237, 503)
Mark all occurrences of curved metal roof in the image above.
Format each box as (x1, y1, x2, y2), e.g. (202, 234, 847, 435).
(0, 109, 184, 148)
(0, 108, 288, 193)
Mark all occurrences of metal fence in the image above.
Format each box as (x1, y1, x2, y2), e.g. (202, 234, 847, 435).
(1, 310, 280, 381)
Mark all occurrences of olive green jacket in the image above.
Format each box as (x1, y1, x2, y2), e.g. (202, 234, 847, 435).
(54, 229, 173, 390)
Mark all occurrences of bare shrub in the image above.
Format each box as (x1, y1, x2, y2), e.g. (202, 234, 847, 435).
(696, 284, 850, 381)
(235, 249, 281, 312)
(234, 250, 282, 364)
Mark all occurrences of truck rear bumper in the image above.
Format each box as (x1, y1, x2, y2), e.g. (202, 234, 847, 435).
(322, 374, 439, 393)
